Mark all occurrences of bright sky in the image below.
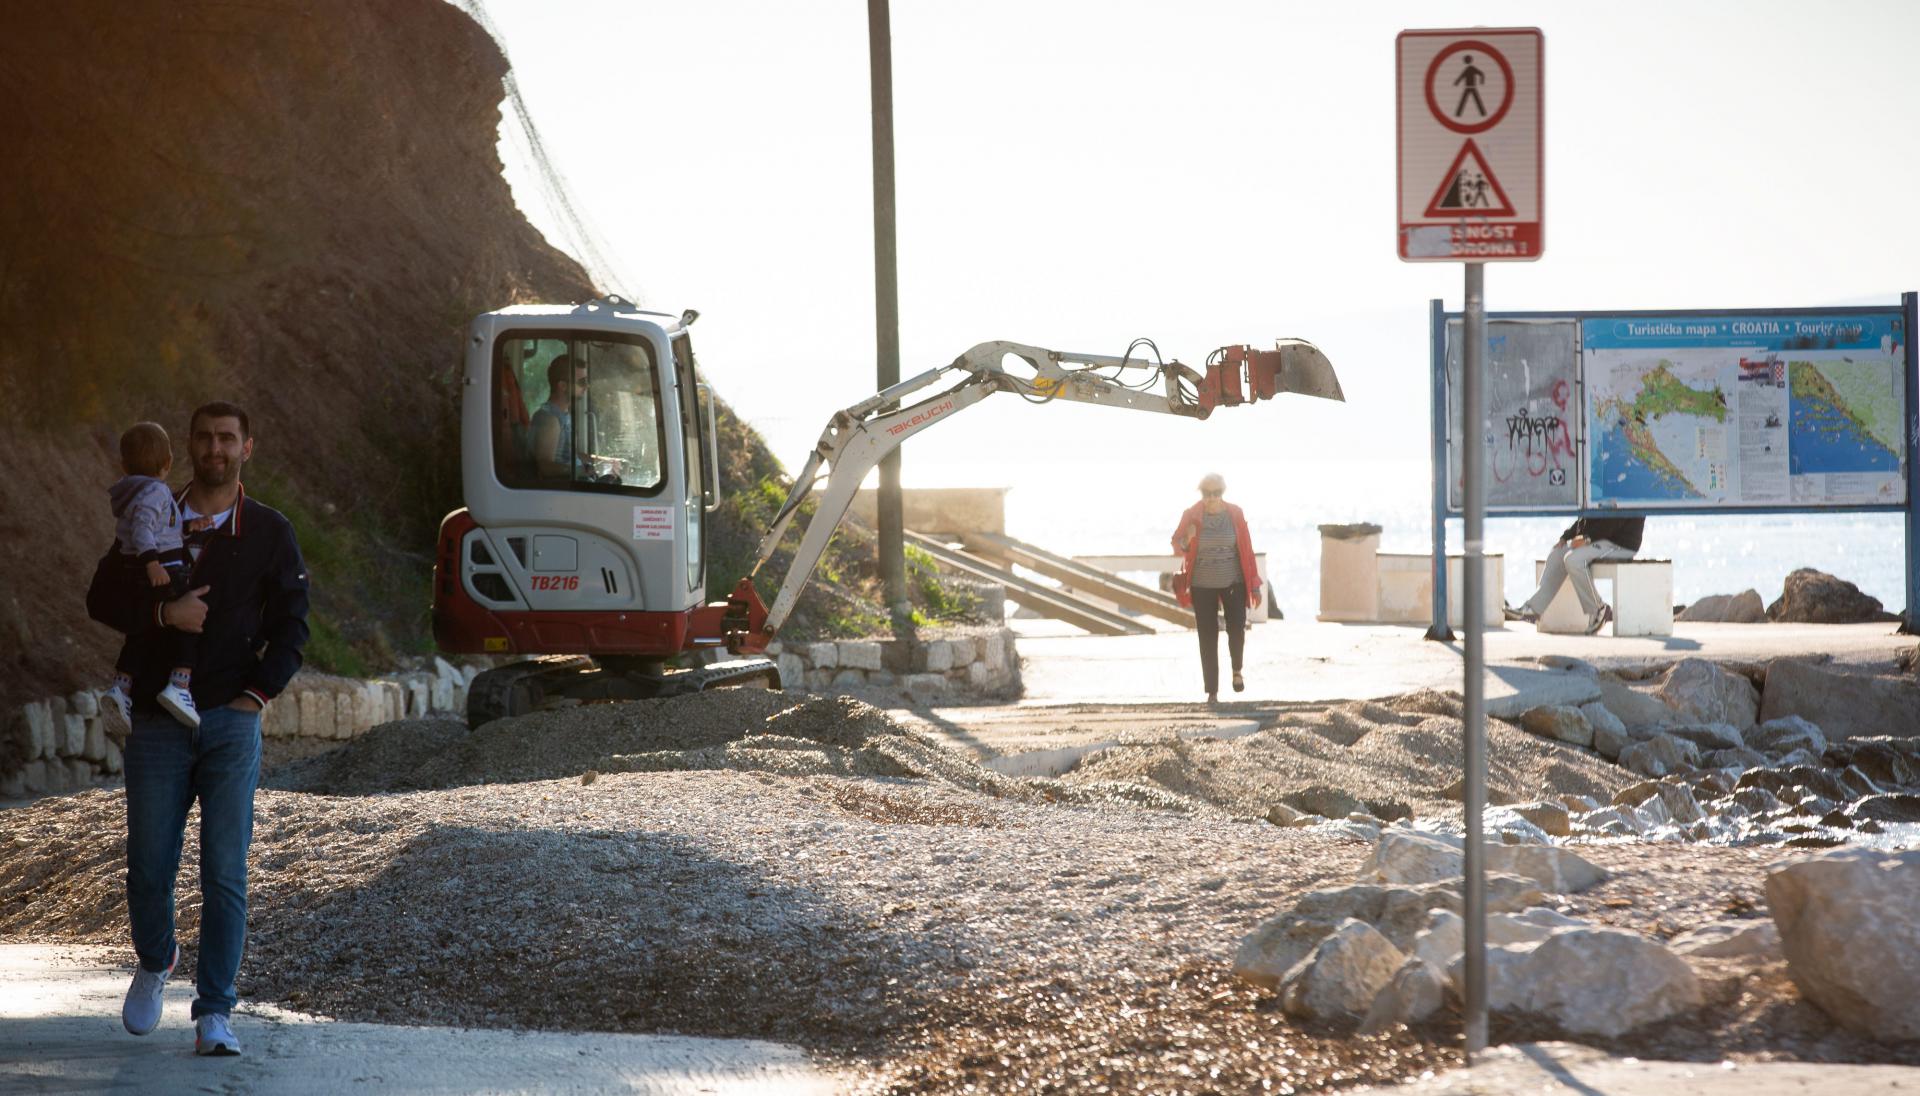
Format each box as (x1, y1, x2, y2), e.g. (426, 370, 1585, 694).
(478, 0, 1919, 558)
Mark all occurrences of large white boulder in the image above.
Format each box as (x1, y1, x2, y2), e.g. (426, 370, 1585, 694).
(1766, 847, 1920, 1041)
(1358, 957, 1449, 1034)
(1748, 714, 1827, 758)
(1655, 658, 1759, 727)
(1520, 928, 1703, 1037)
(1279, 918, 1405, 1024)
(1361, 829, 1465, 885)
(1520, 705, 1594, 748)
(1448, 942, 1542, 1011)
(1668, 918, 1781, 960)
(1360, 829, 1604, 894)
(1759, 659, 1920, 743)
(1594, 675, 1682, 730)
(1483, 845, 1608, 894)
(1618, 734, 1701, 778)
(1613, 780, 1705, 825)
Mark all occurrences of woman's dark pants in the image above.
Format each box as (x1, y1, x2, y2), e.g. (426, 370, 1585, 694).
(1191, 582, 1247, 694)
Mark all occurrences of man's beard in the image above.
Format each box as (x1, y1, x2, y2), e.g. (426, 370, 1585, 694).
(193, 455, 242, 487)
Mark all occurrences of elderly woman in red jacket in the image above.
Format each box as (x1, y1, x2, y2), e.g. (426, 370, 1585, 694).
(1171, 472, 1261, 703)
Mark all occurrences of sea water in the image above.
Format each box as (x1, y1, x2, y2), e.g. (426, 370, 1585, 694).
(997, 463, 1909, 618)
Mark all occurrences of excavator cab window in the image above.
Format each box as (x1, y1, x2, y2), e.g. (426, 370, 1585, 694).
(492, 330, 667, 495)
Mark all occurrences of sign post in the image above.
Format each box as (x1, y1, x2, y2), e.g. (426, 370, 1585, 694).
(1399, 26, 1543, 1062)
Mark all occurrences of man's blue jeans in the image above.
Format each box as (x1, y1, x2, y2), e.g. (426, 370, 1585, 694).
(124, 705, 262, 1019)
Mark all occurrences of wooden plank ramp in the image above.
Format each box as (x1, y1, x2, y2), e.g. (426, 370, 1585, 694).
(904, 531, 1151, 636)
(961, 532, 1192, 627)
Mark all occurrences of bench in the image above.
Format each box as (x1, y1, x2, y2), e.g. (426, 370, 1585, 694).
(1532, 558, 1674, 637)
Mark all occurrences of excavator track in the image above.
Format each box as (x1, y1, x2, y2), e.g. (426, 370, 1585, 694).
(465, 655, 782, 727)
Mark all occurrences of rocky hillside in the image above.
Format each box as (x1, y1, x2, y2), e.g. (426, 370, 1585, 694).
(0, 0, 888, 710)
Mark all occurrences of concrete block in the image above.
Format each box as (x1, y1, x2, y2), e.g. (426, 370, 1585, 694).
(805, 642, 838, 669)
(68, 690, 100, 718)
(68, 758, 93, 788)
(299, 688, 336, 741)
(23, 701, 54, 761)
(82, 719, 107, 762)
(0, 769, 25, 799)
(904, 673, 948, 700)
(41, 758, 69, 794)
(831, 669, 867, 689)
(403, 674, 431, 716)
(967, 661, 995, 688)
(430, 673, 454, 713)
(334, 691, 357, 739)
(388, 680, 406, 721)
(806, 669, 836, 693)
(868, 670, 897, 687)
(261, 695, 298, 738)
(21, 759, 50, 795)
(838, 641, 883, 671)
(776, 654, 805, 690)
(982, 632, 1008, 673)
(103, 738, 123, 775)
(59, 714, 86, 758)
(922, 641, 954, 674)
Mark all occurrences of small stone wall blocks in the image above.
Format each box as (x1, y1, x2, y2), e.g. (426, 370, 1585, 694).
(1, 658, 483, 798)
(766, 625, 1021, 700)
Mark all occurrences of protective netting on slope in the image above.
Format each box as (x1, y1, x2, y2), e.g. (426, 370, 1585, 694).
(455, 0, 635, 301)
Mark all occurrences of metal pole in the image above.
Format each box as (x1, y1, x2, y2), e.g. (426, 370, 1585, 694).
(1902, 292, 1919, 636)
(868, 0, 909, 631)
(1461, 261, 1489, 1058)
(1427, 298, 1455, 641)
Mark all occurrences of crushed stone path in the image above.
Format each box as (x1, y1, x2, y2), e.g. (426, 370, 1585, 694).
(0, 944, 840, 1095)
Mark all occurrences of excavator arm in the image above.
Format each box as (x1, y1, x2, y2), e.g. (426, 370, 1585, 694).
(712, 337, 1342, 652)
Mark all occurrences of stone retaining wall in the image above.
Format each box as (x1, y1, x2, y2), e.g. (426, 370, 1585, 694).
(1, 658, 480, 798)
(3, 627, 1023, 797)
(765, 625, 1020, 702)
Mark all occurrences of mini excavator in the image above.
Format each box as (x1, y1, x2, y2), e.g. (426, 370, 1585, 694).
(433, 296, 1343, 725)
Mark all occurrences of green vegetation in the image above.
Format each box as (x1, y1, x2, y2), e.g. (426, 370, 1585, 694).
(906, 543, 982, 623)
(245, 466, 436, 675)
(1635, 362, 1727, 422)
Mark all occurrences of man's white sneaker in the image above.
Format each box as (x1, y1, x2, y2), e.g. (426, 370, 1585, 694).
(122, 942, 177, 1036)
(195, 1012, 241, 1056)
(157, 683, 200, 729)
(105, 684, 133, 727)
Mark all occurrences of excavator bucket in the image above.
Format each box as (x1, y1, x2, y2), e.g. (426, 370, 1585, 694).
(1198, 340, 1344, 414)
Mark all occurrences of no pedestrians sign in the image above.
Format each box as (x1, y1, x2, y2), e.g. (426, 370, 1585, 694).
(1397, 28, 1543, 262)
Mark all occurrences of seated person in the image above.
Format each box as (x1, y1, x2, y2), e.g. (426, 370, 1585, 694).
(1508, 516, 1645, 634)
(530, 355, 587, 479)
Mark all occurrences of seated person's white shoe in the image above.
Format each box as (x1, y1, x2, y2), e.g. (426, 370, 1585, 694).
(105, 684, 133, 727)
(157, 683, 200, 729)
(195, 1012, 241, 1056)
(122, 942, 177, 1036)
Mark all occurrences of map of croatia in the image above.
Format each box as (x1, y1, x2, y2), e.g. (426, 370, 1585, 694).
(1591, 360, 1730, 500)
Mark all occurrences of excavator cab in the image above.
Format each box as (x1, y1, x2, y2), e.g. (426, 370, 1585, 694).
(433, 298, 746, 697)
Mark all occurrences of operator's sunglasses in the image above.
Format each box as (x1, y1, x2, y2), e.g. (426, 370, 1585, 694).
(1202, 489, 1224, 497)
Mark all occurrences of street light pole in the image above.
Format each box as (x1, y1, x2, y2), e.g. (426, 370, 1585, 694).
(868, 0, 909, 631)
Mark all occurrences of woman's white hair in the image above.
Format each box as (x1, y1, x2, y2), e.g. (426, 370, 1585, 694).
(1198, 473, 1226, 495)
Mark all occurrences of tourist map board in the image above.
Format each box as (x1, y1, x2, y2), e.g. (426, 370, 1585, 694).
(1584, 313, 1907, 508)
(1442, 307, 1911, 513)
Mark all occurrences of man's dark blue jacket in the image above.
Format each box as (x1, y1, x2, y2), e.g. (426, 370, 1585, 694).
(88, 484, 310, 713)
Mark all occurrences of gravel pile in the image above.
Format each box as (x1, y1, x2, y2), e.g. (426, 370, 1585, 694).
(1060, 692, 1635, 819)
(5, 688, 1894, 1092)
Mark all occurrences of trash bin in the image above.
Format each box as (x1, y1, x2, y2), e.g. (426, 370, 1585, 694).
(1317, 523, 1382, 622)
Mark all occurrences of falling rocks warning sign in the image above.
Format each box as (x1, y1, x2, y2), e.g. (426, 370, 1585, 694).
(1397, 28, 1543, 261)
